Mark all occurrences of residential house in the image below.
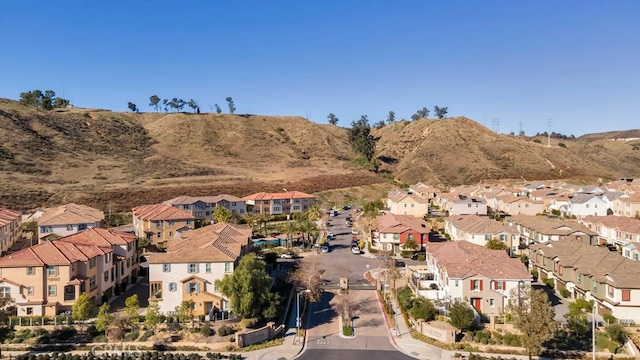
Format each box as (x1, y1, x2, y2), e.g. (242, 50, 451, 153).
(37, 203, 104, 241)
(612, 193, 640, 218)
(565, 193, 609, 218)
(0, 233, 122, 315)
(147, 222, 252, 317)
(579, 216, 640, 251)
(435, 193, 488, 216)
(386, 190, 430, 217)
(495, 195, 545, 216)
(548, 194, 572, 215)
(372, 213, 430, 254)
(132, 203, 195, 247)
(419, 241, 531, 320)
(243, 191, 316, 216)
(408, 182, 438, 202)
(164, 194, 246, 224)
(444, 215, 516, 253)
(507, 215, 598, 246)
(622, 243, 640, 262)
(0, 208, 22, 256)
(530, 239, 640, 321)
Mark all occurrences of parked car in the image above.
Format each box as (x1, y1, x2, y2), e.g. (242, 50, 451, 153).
(280, 253, 294, 259)
(351, 247, 361, 254)
(321, 246, 329, 253)
(351, 229, 358, 235)
(345, 221, 352, 227)
(411, 251, 426, 260)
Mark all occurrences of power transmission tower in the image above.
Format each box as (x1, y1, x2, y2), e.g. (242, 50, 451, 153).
(547, 118, 552, 147)
(518, 122, 523, 135)
(492, 117, 500, 133)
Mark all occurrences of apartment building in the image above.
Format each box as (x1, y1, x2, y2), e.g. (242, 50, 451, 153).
(164, 194, 246, 223)
(0, 208, 22, 256)
(37, 203, 104, 241)
(530, 239, 640, 321)
(147, 222, 252, 317)
(132, 203, 195, 246)
(243, 191, 316, 216)
(578, 216, 640, 255)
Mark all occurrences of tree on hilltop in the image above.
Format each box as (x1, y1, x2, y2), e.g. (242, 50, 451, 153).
(187, 99, 199, 113)
(215, 104, 222, 114)
(127, 102, 138, 113)
(19, 89, 70, 110)
(434, 106, 448, 119)
(327, 113, 339, 125)
(162, 99, 169, 113)
(387, 111, 396, 124)
(149, 95, 161, 112)
(226, 97, 235, 114)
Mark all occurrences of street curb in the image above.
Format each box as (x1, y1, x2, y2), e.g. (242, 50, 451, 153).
(290, 298, 313, 360)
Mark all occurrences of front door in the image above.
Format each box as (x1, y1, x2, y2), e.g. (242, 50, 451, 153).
(471, 298, 482, 311)
(204, 302, 213, 318)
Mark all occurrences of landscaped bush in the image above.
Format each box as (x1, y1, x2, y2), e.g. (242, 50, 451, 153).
(240, 317, 259, 329)
(603, 313, 616, 325)
(343, 326, 353, 336)
(543, 278, 554, 288)
(50, 327, 77, 342)
(200, 325, 214, 336)
(217, 325, 234, 336)
(138, 329, 154, 341)
(560, 288, 571, 298)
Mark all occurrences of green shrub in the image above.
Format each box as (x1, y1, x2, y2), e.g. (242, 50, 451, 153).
(218, 325, 234, 336)
(533, 139, 541, 143)
(343, 326, 353, 336)
(50, 327, 77, 342)
(139, 329, 154, 341)
(559, 288, 570, 298)
(603, 313, 616, 325)
(200, 325, 214, 336)
(606, 324, 626, 344)
(530, 269, 539, 281)
(543, 278, 554, 288)
(240, 317, 259, 329)
(558, 142, 567, 148)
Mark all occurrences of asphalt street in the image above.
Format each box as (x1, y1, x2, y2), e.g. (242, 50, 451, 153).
(297, 349, 417, 360)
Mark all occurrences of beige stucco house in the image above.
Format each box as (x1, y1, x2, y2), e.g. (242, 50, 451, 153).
(132, 203, 195, 247)
(386, 190, 429, 217)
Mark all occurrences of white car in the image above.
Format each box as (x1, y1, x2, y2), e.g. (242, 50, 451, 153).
(321, 246, 329, 253)
(351, 229, 358, 235)
(327, 232, 335, 239)
(351, 247, 360, 255)
(280, 253, 294, 259)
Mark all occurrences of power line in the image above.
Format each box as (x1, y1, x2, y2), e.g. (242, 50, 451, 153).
(547, 118, 552, 147)
(492, 117, 500, 133)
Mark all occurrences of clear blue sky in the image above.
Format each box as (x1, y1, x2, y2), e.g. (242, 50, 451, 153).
(1, 1, 638, 136)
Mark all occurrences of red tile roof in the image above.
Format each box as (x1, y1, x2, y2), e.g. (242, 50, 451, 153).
(132, 203, 195, 221)
(0, 208, 21, 227)
(243, 191, 315, 201)
(164, 194, 245, 205)
(376, 213, 430, 234)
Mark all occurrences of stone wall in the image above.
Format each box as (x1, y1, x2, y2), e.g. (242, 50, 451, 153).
(235, 322, 284, 348)
(416, 320, 456, 343)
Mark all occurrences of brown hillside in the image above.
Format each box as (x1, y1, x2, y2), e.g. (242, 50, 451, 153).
(373, 117, 640, 186)
(2, 99, 640, 213)
(579, 129, 640, 140)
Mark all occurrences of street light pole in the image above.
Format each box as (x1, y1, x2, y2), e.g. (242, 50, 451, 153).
(592, 301, 596, 360)
(395, 285, 399, 337)
(296, 289, 311, 344)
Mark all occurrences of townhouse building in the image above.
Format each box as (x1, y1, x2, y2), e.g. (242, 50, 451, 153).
(530, 239, 640, 321)
(418, 241, 531, 320)
(408, 182, 438, 202)
(612, 193, 640, 218)
(372, 213, 430, 254)
(386, 190, 429, 217)
(147, 222, 252, 317)
(132, 203, 195, 247)
(243, 191, 316, 216)
(578, 216, 640, 253)
(444, 214, 517, 253)
(0, 227, 138, 316)
(0, 208, 22, 256)
(37, 203, 104, 241)
(164, 194, 246, 224)
(507, 215, 598, 247)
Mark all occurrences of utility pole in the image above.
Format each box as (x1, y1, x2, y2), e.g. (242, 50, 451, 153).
(592, 301, 596, 360)
(492, 117, 500, 134)
(518, 122, 523, 135)
(547, 118, 552, 148)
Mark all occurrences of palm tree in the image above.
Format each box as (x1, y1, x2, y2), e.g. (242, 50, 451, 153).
(307, 205, 321, 222)
(257, 213, 273, 236)
(297, 218, 318, 247)
(283, 220, 299, 250)
(243, 213, 259, 233)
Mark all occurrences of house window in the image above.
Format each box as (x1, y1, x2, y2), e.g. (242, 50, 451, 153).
(104, 271, 109, 282)
(187, 220, 192, 225)
(408, 233, 415, 241)
(26, 307, 33, 315)
(608, 285, 614, 298)
(168, 220, 174, 225)
(163, 264, 171, 272)
(155, 221, 162, 228)
(224, 262, 232, 272)
(592, 283, 598, 292)
(489, 298, 495, 307)
(157, 232, 161, 238)
(494, 281, 504, 290)
(187, 282, 200, 294)
(471, 280, 481, 291)
(188, 263, 199, 273)
(126, 258, 131, 268)
(0, 287, 10, 297)
(89, 258, 96, 268)
(169, 282, 177, 292)
(169, 231, 173, 237)
(577, 273, 582, 283)
(455, 280, 459, 287)
(89, 276, 96, 290)
(27, 286, 34, 296)
(182, 205, 189, 210)
(48, 266, 58, 277)
(205, 263, 212, 273)
(26, 267, 35, 275)
(622, 290, 631, 302)
(48, 285, 57, 296)
(634, 254, 639, 261)
(66, 225, 73, 231)
(150, 282, 162, 299)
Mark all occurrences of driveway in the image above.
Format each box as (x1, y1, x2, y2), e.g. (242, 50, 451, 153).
(108, 272, 150, 313)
